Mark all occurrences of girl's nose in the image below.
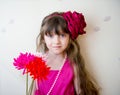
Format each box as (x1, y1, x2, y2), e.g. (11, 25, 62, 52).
(53, 35, 60, 44)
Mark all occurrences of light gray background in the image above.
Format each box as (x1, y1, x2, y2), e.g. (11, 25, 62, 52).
(0, 0, 120, 95)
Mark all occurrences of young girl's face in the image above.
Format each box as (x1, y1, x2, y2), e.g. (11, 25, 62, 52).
(44, 30, 70, 55)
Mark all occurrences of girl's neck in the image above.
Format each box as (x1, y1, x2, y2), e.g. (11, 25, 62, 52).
(47, 51, 66, 59)
(45, 51, 67, 70)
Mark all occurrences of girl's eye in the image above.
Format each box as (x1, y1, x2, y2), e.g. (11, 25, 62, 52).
(46, 33, 53, 38)
(49, 35, 53, 38)
(60, 34, 66, 37)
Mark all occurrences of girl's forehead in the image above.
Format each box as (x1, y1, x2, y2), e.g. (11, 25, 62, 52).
(45, 26, 67, 35)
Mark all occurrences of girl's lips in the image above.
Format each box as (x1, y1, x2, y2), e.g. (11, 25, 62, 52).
(53, 46, 61, 48)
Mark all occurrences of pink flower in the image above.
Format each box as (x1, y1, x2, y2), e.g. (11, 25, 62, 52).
(62, 11, 86, 39)
(13, 52, 50, 80)
(13, 52, 35, 74)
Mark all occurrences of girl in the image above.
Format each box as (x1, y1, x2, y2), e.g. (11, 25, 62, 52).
(34, 11, 99, 95)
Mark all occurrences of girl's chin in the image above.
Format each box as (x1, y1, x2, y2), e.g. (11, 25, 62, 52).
(51, 51, 64, 55)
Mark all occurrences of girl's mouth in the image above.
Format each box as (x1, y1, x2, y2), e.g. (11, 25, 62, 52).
(53, 46, 61, 48)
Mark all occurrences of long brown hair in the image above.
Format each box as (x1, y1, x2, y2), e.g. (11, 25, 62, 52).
(36, 12, 100, 95)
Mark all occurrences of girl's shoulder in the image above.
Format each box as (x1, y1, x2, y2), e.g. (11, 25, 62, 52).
(35, 52, 44, 57)
(35, 52, 47, 60)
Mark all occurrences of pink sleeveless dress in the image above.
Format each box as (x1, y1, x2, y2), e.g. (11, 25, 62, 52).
(34, 57, 75, 95)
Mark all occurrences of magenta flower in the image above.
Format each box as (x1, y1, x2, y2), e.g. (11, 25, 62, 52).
(62, 11, 86, 39)
(13, 52, 35, 74)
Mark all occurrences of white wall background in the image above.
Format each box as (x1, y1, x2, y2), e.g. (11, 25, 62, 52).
(0, 0, 120, 95)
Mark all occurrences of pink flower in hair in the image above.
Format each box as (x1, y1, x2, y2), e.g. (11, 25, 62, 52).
(62, 11, 86, 39)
